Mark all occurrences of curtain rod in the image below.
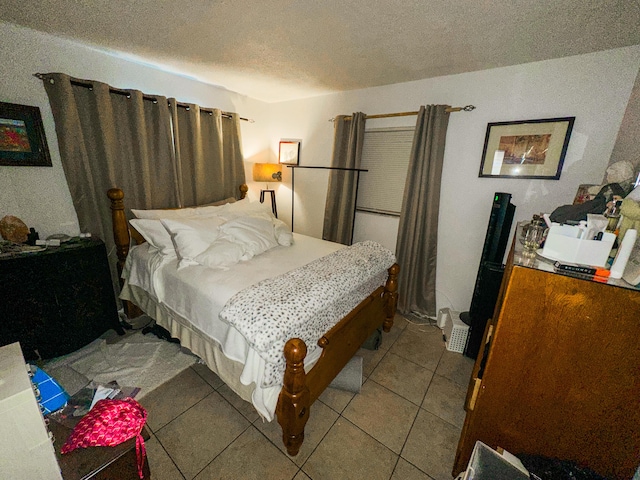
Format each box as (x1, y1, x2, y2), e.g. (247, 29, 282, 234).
(329, 105, 475, 122)
(286, 165, 368, 172)
(33, 73, 254, 123)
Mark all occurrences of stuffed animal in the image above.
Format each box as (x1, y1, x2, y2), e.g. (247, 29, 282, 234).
(619, 197, 640, 242)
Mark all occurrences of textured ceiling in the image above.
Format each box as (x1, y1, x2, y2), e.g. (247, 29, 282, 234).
(2, 0, 640, 102)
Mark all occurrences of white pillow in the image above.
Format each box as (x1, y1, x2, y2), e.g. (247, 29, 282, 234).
(129, 219, 175, 256)
(132, 206, 198, 220)
(220, 198, 274, 219)
(219, 214, 279, 259)
(192, 197, 238, 216)
(199, 197, 237, 207)
(161, 216, 226, 269)
(191, 203, 230, 217)
(273, 218, 293, 246)
(132, 197, 243, 220)
(194, 235, 247, 269)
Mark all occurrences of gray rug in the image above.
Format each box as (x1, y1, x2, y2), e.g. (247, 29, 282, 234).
(45, 322, 362, 396)
(44, 330, 198, 399)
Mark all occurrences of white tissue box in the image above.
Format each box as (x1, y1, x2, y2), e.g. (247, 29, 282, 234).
(541, 225, 615, 267)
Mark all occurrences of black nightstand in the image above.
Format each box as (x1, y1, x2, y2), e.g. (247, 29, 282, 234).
(0, 238, 123, 360)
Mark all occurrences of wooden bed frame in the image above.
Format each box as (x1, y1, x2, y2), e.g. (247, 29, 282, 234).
(107, 185, 399, 456)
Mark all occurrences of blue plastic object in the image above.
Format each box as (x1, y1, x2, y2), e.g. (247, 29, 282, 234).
(30, 366, 69, 414)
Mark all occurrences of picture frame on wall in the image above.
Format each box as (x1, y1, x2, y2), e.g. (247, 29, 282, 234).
(479, 117, 575, 180)
(0, 101, 52, 167)
(278, 140, 300, 165)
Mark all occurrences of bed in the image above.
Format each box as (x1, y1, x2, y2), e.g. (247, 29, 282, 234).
(107, 185, 399, 456)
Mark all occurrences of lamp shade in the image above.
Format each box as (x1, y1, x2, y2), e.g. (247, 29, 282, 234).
(253, 163, 282, 182)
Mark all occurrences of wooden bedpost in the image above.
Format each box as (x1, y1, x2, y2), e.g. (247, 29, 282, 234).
(383, 264, 399, 332)
(239, 183, 248, 199)
(276, 338, 310, 457)
(107, 188, 142, 319)
(107, 188, 131, 275)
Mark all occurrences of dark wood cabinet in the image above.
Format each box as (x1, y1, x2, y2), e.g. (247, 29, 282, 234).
(453, 239, 640, 480)
(0, 238, 123, 360)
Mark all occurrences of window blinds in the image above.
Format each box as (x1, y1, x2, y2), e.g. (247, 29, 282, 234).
(357, 127, 414, 215)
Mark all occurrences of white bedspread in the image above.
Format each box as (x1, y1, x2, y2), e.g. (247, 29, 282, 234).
(123, 234, 395, 420)
(123, 234, 345, 419)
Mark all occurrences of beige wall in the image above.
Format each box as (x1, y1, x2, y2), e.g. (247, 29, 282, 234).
(267, 46, 640, 312)
(0, 21, 271, 240)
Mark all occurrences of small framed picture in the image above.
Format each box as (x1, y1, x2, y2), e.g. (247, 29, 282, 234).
(278, 140, 300, 165)
(479, 117, 575, 180)
(0, 102, 52, 167)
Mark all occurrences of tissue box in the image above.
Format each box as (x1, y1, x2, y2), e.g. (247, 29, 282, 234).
(541, 225, 615, 267)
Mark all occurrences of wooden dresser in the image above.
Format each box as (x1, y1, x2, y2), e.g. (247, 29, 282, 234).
(0, 238, 123, 360)
(453, 233, 640, 479)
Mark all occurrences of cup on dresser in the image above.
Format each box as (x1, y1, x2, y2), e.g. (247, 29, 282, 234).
(523, 222, 546, 258)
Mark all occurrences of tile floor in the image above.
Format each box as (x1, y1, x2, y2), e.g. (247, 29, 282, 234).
(140, 315, 474, 480)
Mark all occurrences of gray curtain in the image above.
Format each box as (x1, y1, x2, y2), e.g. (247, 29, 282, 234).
(42, 73, 246, 303)
(221, 114, 246, 198)
(396, 105, 450, 317)
(43, 73, 178, 300)
(322, 112, 366, 245)
(170, 100, 245, 207)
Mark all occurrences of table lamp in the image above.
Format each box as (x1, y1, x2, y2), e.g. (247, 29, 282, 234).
(253, 163, 282, 217)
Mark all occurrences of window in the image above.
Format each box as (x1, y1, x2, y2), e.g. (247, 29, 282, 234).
(357, 127, 414, 216)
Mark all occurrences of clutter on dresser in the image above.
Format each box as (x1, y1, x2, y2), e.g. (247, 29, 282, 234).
(530, 172, 640, 287)
(622, 232, 640, 286)
(541, 224, 616, 267)
(0, 214, 29, 242)
(521, 214, 546, 258)
(60, 397, 148, 479)
(51, 380, 141, 429)
(29, 364, 70, 415)
(27, 227, 39, 245)
(550, 160, 637, 225)
(0, 240, 46, 257)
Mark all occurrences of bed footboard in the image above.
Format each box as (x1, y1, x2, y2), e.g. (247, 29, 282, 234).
(276, 263, 399, 456)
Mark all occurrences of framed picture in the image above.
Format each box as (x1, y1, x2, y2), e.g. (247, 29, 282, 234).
(278, 140, 300, 165)
(479, 117, 574, 179)
(0, 102, 52, 167)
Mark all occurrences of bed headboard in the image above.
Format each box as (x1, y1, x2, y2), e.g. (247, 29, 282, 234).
(107, 184, 248, 275)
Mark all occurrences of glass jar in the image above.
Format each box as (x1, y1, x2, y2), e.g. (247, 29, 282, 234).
(523, 222, 546, 257)
(605, 200, 622, 232)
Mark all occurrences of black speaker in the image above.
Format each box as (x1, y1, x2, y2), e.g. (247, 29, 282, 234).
(462, 262, 504, 359)
(460, 192, 515, 359)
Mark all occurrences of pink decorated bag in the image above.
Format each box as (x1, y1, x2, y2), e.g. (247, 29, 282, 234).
(61, 398, 147, 478)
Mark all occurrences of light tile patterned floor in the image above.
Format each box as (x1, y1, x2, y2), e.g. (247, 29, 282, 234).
(140, 316, 474, 480)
